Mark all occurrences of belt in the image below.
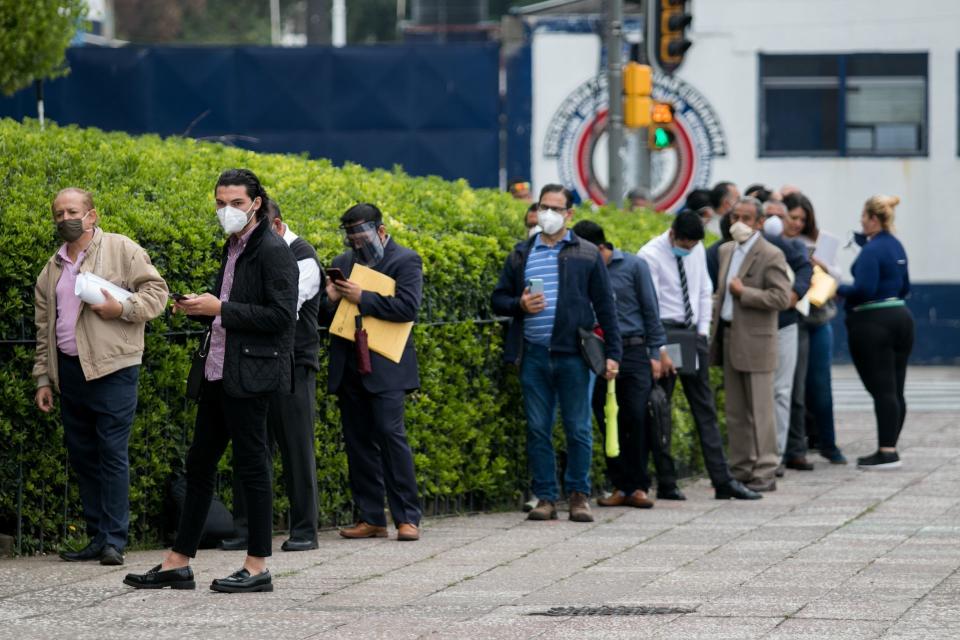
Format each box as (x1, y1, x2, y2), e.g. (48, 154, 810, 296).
(853, 298, 906, 312)
(622, 335, 647, 347)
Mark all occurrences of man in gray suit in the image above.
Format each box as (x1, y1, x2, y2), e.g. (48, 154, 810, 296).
(711, 197, 792, 492)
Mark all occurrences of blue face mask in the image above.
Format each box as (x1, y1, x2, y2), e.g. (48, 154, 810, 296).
(671, 246, 691, 258)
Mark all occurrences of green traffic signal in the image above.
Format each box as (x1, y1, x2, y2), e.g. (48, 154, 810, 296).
(653, 127, 672, 148)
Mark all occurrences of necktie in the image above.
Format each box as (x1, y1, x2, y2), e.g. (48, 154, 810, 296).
(676, 255, 694, 329)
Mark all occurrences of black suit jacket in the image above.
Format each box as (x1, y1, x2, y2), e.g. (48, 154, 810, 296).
(320, 238, 422, 394)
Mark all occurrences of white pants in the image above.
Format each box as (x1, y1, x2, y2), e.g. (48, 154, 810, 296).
(774, 323, 799, 456)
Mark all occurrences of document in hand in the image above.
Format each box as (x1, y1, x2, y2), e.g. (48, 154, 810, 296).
(75, 272, 133, 305)
(329, 264, 414, 364)
(807, 265, 838, 307)
(813, 231, 840, 266)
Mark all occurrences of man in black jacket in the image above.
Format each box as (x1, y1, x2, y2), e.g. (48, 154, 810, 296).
(221, 199, 324, 553)
(321, 203, 423, 542)
(125, 168, 298, 593)
(491, 184, 621, 523)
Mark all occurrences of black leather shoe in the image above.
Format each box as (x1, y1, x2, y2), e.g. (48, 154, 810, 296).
(785, 457, 815, 471)
(715, 479, 762, 500)
(657, 486, 687, 501)
(218, 537, 248, 551)
(100, 544, 124, 566)
(281, 538, 318, 552)
(211, 568, 273, 593)
(59, 541, 103, 562)
(123, 564, 196, 590)
(775, 463, 785, 478)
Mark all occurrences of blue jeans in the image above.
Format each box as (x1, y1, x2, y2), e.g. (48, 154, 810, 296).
(805, 322, 838, 453)
(520, 343, 592, 501)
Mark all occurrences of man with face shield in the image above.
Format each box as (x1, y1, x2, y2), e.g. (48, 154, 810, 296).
(710, 197, 793, 493)
(124, 169, 298, 593)
(321, 203, 424, 542)
(34, 188, 169, 566)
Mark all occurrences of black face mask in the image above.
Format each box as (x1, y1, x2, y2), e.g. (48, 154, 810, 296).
(56, 213, 90, 243)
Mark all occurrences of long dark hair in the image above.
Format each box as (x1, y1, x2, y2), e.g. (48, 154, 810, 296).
(783, 192, 818, 240)
(215, 168, 270, 220)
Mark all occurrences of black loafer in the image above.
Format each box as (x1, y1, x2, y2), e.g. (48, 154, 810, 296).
(100, 544, 124, 566)
(657, 486, 687, 501)
(218, 537, 248, 551)
(211, 568, 273, 593)
(281, 538, 318, 552)
(715, 479, 762, 500)
(123, 564, 196, 590)
(59, 541, 103, 562)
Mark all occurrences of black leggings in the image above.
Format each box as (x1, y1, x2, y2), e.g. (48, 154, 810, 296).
(846, 306, 914, 448)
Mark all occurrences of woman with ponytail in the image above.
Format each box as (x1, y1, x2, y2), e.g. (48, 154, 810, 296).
(838, 195, 913, 470)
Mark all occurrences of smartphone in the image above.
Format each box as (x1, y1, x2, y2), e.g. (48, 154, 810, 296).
(170, 293, 188, 301)
(528, 278, 544, 296)
(326, 267, 347, 284)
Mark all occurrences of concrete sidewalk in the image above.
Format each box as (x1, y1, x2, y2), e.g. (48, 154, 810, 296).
(3, 408, 960, 639)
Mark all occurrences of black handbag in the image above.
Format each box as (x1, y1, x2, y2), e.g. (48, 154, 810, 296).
(647, 385, 673, 449)
(664, 326, 698, 374)
(578, 327, 606, 377)
(185, 329, 212, 401)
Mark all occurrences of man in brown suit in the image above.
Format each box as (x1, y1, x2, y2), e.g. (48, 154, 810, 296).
(711, 197, 792, 492)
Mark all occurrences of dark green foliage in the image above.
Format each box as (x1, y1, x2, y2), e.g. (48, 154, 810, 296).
(0, 118, 715, 553)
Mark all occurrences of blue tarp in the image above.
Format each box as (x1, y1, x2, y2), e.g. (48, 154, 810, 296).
(0, 44, 501, 188)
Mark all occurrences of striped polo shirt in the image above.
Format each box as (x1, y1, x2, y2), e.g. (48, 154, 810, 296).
(523, 231, 571, 346)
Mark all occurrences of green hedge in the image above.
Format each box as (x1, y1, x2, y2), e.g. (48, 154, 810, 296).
(0, 118, 714, 553)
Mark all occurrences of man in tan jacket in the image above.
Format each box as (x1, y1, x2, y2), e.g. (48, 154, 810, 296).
(34, 188, 168, 565)
(711, 197, 792, 492)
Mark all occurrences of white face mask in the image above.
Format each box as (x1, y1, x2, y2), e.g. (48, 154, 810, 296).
(537, 209, 565, 235)
(216, 201, 256, 235)
(762, 215, 783, 237)
(730, 220, 755, 244)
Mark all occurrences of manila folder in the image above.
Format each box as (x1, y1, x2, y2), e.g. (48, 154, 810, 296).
(329, 264, 414, 364)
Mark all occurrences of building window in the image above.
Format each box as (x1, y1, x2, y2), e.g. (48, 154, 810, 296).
(759, 53, 927, 157)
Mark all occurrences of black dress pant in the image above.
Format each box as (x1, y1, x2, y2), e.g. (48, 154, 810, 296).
(786, 324, 810, 460)
(232, 366, 319, 542)
(847, 306, 914, 448)
(658, 334, 734, 488)
(58, 352, 139, 551)
(174, 380, 273, 558)
(592, 345, 659, 494)
(337, 369, 421, 527)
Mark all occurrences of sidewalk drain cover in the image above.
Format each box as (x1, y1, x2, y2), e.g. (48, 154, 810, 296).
(529, 606, 694, 617)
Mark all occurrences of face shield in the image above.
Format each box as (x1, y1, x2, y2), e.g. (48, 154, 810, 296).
(340, 221, 385, 266)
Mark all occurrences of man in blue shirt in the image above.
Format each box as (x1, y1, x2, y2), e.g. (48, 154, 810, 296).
(492, 185, 622, 523)
(573, 221, 669, 508)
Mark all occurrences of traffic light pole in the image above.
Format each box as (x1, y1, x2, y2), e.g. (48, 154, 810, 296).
(606, 0, 625, 208)
(637, 0, 652, 197)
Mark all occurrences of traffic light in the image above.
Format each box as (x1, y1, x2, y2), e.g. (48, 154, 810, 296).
(650, 125, 676, 149)
(653, 0, 692, 74)
(651, 101, 674, 125)
(623, 62, 653, 128)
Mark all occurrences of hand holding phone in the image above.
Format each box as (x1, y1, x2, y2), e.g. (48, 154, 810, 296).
(528, 278, 544, 296)
(522, 278, 546, 314)
(170, 293, 188, 301)
(326, 267, 347, 284)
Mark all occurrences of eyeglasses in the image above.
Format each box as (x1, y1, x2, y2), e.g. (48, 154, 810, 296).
(537, 204, 568, 214)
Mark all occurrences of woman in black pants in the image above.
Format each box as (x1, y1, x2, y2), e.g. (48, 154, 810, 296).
(838, 195, 913, 470)
(124, 169, 298, 592)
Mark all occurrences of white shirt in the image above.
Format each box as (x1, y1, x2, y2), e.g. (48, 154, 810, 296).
(638, 230, 713, 336)
(721, 232, 761, 322)
(282, 224, 322, 318)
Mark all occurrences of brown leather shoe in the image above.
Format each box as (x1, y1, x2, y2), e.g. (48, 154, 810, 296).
(339, 522, 388, 539)
(526, 499, 558, 521)
(397, 523, 420, 541)
(597, 490, 627, 507)
(624, 489, 655, 509)
(568, 492, 594, 522)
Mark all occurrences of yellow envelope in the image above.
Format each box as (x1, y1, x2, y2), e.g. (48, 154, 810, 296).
(808, 265, 838, 307)
(329, 264, 414, 364)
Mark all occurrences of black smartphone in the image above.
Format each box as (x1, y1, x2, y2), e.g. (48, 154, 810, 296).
(170, 293, 188, 301)
(326, 267, 347, 284)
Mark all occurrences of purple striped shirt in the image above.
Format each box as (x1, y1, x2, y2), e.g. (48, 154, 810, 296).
(205, 225, 256, 381)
